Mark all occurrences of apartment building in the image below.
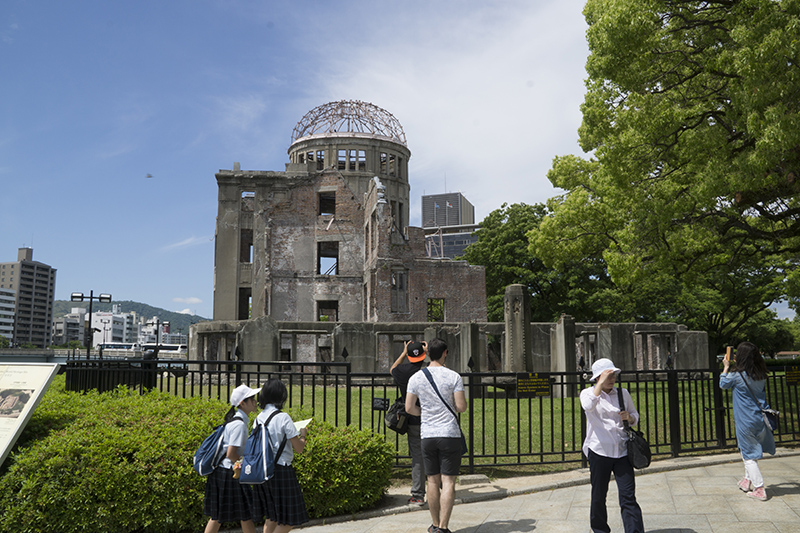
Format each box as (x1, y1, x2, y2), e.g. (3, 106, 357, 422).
(0, 248, 56, 348)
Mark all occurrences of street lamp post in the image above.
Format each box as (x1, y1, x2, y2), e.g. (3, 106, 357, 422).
(70, 291, 112, 359)
(148, 318, 169, 357)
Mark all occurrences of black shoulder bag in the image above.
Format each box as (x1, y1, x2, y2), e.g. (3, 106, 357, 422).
(385, 397, 409, 434)
(421, 368, 468, 455)
(618, 385, 651, 469)
(740, 374, 779, 432)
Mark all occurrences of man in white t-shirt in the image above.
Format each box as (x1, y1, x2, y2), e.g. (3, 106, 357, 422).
(405, 338, 466, 533)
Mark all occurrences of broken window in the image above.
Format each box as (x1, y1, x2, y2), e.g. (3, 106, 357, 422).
(389, 154, 396, 176)
(239, 229, 253, 263)
(319, 191, 336, 216)
(357, 150, 366, 171)
(317, 300, 339, 322)
(238, 288, 252, 320)
(316, 150, 325, 170)
(391, 270, 408, 313)
(427, 298, 444, 322)
(380, 153, 387, 173)
(241, 190, 255, 212)
(338, 150, 347, 171)
(317, 241, 338, 275)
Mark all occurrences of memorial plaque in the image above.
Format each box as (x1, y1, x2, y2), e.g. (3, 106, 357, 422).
(787, 366, 800, 387)
(516, 372, 551, 397)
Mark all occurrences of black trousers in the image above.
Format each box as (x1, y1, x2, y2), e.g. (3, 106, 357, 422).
(587, 449, 644, 533)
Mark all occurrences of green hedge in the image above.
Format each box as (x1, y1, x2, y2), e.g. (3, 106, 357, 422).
(0, 376, 393, 533)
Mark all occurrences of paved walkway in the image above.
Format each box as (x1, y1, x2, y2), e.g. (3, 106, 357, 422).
(288, 448, 800, 533)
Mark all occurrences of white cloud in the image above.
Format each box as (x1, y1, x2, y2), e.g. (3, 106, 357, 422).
(177, 308, 194, 315)
(308, 0, 588, 223)
(173, 297, 203, 305)
(160, 236, 213, 252)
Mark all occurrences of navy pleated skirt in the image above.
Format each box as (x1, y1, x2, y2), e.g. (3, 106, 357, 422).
(251, 464, 309, 526)
(203, 466, 254, 523)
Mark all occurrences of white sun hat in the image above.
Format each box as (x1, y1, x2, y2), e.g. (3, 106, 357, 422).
(590, 358, 621, 381)
(230, 384, 260, 407)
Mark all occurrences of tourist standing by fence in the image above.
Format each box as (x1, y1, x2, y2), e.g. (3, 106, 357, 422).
(580, 358, 644, 533)
(405, 338, 466, 533)
(390, 340, 427, 506)
(720, 341, 776, 501)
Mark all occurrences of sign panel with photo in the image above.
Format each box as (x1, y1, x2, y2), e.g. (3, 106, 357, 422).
(0, 364, 61, 467)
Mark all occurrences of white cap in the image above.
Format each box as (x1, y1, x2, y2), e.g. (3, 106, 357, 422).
(590, 358, 621, 381)
(230, 384, 260, 407)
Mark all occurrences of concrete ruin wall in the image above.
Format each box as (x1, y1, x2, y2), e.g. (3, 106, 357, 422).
(190, 314, 709, 375)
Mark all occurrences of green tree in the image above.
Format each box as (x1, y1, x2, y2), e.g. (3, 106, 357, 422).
(531, 0, 800, 352)
(463, 203, 617, 322)
(0, 336, 9, 349)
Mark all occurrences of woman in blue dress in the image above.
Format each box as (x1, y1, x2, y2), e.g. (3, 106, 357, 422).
(719, 341, 776, 501)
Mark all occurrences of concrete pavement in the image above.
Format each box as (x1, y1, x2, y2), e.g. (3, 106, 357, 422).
(291, 448, 800, 533)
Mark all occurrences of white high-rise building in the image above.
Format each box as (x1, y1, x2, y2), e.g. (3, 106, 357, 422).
(0, 287, 15, 342)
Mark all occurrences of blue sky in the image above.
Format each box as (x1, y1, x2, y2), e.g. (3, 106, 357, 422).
(2, 1, 792, 321)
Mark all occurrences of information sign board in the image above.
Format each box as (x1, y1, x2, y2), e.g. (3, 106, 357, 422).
(786, 366, 800, 387)
(0, 363, 60, 467)
(516, 372, 551, 397)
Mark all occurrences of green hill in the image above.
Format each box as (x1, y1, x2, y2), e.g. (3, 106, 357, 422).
(53, 300, 209, 334)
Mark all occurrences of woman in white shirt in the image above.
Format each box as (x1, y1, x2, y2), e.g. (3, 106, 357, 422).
(580, 359, 644, 533)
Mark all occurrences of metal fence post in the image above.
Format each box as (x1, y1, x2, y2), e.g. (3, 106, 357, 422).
(667, 368, 681, 457)
(711, 366, 727, 448)
(466, 372, 475, 475)
(345, 361, 352, 426)
(580, 371, 587, 469)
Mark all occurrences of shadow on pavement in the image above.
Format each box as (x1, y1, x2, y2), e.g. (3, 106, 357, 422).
(467, 518, 538, 532)
(768, 481, 800, 497)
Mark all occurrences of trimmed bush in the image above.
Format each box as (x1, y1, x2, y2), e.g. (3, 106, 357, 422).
(294, 421, 394, 518)
(0, 377, 394, 533)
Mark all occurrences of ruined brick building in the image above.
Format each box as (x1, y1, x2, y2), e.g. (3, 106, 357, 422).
(212, 100, 487, 333)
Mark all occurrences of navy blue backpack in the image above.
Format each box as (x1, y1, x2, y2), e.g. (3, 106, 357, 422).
(238, 410, 287, 485)
(192, 418, 245, 476)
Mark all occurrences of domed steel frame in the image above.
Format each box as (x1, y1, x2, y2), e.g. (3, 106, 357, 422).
(291, 100, 407, 146)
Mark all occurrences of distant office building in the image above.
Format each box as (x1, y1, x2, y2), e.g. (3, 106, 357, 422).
(52, 308, 86, 346)
(0, 288, 15, 342)
(0, 248, 57, 348)
(421, 193, 480, 259)
(91, 311, 126, 348)
(421, 192, 475, 228)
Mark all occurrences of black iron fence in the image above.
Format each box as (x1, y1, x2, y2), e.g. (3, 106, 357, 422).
(64, 359, 800, 473)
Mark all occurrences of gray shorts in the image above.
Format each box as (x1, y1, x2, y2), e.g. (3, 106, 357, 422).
(421, 437, 462, 476)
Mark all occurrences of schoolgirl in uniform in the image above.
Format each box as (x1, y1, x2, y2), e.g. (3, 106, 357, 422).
(251, 379, 309, 533)
(203, 384, 259, 533)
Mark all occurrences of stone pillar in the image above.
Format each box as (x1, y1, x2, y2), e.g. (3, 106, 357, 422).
(239, 316, 280, 362)
(551, 314, 576, 399)
(551, 314, 575, 372)
(332, 323, 376, 373)
(503, 284, 531, 372)
(596, 324, 612, 363)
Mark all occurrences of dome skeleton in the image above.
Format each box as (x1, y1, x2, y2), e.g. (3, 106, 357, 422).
(290, 100, 407, 146)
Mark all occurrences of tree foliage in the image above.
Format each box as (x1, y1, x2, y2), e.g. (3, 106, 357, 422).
(530, 0, 800, 351)
(463, 203, 619, 322)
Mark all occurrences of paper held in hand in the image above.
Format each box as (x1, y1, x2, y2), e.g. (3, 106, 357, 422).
(294, 418, 312, 431)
